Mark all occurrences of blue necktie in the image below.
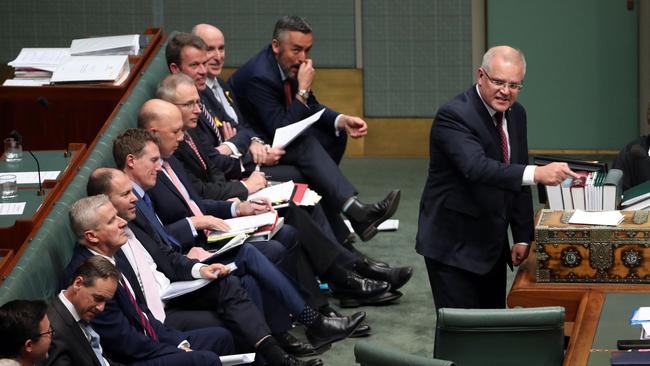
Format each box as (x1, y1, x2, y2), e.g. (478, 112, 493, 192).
(139, 193, 183, 251)
(79, 320, 108, 366)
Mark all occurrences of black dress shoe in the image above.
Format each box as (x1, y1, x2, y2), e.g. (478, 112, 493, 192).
(343, 190, 401, 241)
(337, 290, 403, 308)
(355, 258, 414, 291)
(305, 313, 364, 349)
(274, 332, 331, 357)
(280, 354, 323, 366)
(328, 271, 389, 298)
(342, 234, 389, 268)
(318, 306, 371, 337)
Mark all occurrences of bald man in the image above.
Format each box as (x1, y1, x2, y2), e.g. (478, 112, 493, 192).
(416, 45, 577, 310)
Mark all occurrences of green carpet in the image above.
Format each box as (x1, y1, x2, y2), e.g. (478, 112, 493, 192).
(301, 155, 614, 365)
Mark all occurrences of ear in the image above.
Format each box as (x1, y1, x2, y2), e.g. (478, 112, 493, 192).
(271, 38, 281, 56)
(125, 153, 136, 169)
(169, 63, 181, 74)
(83, 229, 99, 244)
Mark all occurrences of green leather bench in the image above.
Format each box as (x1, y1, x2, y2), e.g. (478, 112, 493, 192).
(0, 34, 173, 304)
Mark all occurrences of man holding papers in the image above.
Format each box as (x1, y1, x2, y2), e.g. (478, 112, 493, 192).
(171, 30, 400, 245)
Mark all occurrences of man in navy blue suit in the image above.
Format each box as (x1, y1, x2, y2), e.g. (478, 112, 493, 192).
(61, 195, 235, 366)
(416, 46, 577, 310)
(167, 31, 400, 244)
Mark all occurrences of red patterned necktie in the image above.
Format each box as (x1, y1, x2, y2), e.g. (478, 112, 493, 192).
(120, 278, 158, 341)
(494, 112, 509, 164)
(184, 134, 207, 171)
(284, 79, 293, 107)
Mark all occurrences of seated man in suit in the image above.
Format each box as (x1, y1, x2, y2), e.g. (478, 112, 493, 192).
(156, 73, 409, 308)
(62, 195, 322, 366)
(167, 31, 400, 243)
(87, 167, 364, 355)
(0, 300, 52, 366)
(45, 256, 124, 366)
(228, 16, 366, 165)
(613, 135, 650, 190)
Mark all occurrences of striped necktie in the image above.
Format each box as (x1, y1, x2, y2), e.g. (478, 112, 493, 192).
(200, 102, 223, 144)
(120, 278, 158, 341)
(494, 112, 509, 164)
(184, 133, 207, 170)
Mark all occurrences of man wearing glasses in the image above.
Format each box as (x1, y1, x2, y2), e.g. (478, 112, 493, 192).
(416, 45, 577, 310)
(0, 300, 52, 366)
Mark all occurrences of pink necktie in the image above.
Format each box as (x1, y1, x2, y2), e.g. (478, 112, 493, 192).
(126, 231, 166, 322)
(184, 133, 207, 171)
(494, 112, 509, 164)
(162, 160, 204, 218)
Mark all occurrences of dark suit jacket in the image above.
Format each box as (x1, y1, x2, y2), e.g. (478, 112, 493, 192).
(147, 156, 233, 249)
(415, 86, 534, 275)
(228, 45, 339, 142)
(613, 135, 650, 191)
(44, 296, 123, 366)
(60, 246, 187, 364)
(175, 128, 248, 201)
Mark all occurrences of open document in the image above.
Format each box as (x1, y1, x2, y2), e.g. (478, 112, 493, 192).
(272, 109, 325, 148)
(203, 234, 248, 261)
(50, 55, 129, 84)
(220, 353, 255, 366)
(160, 262, 237, 300)
(207, 212, 278, 243)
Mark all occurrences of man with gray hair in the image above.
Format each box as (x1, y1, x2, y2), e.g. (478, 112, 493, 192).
(416, 45, 577, 311)
(60, 195, 237, 366)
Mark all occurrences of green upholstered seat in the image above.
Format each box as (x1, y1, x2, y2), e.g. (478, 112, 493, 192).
(354, 341, 455, 366)
(434, 306, 565, 366)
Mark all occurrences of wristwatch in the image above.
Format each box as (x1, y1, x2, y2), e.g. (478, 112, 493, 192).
(297, 89, 310, 100)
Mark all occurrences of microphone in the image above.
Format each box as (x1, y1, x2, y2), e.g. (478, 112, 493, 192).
(37, 96, 71, 157)
(9, 130, 44, 196)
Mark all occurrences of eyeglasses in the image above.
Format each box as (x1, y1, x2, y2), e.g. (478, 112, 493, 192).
(173, 99, 201, 109)
(35, 326, 55, 338)
(481, 69, 523, 91)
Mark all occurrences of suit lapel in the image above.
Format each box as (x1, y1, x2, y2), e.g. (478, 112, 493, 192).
(469, 87, 503, 159)
(505, 109, 519, 163)
(52, 297, 102, 366)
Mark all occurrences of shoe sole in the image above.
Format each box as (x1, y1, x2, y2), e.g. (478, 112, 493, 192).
(359, 190, 401, 242)
(338, 291, 403, 308)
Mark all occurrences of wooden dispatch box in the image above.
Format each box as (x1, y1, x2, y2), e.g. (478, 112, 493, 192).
(535, 209, 650, 283)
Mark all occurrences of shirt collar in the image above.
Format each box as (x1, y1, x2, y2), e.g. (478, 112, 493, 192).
(475, 84, 498, 118)
(87, 249, 116, 266)
(277, 63, 288, 81)
(58, 290, 82, 323)
(131, 181, 145, 199)
(206, 77, 218, 90)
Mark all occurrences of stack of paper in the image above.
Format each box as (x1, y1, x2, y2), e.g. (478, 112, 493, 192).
(207, 212, 277, 243)
(50, 55, 130, 85)
(249, 181, 295, 208)
(568, 209, 624, 226)
(5, 48, 71, 85)
(70, 34, 140, 56)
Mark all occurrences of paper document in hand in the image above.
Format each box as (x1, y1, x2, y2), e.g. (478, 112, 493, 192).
(568, 209, 624, 226)
(70, 34, 139, 56)
(272, 109, 325, 148)
(204, 234, 247, 258)
(160, 278, 212, 301)
(51, 55, 130, 83)
(249, 181, 294, 205)
(220, 353, 255, 366)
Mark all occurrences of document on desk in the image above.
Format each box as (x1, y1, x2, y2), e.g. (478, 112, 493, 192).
(272, 109, 325, 148)
(50, 55, 129, 84)
(220, 353, 255, 366)
(3, 79, 51, 87)
(8, 48, 71, 71)
(568, 209, 624, 226)
(70, 34, 140, 56)
(13, 171, 60, 184)
(0, 202, 26, 215)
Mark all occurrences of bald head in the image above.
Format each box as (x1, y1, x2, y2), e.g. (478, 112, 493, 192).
(193, 23, 226, 77)
(87, 167, 120, 196)
(138, 99, 184, 158)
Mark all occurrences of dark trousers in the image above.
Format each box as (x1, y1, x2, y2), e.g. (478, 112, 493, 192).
(131, 326, 233, 366)
(424, 254, 508, 311)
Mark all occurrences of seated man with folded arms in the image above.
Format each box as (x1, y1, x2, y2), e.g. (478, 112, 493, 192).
(0, 300, 52, 366)
(61, 195, 327, 366)
(157, 70, 411, 308)
(167, 31, 400, 244)
(45, 256, 125, 366)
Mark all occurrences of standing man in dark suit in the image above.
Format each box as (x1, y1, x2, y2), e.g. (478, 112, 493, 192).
(45, 256, 124, 366)
(416, 46, 577, 310)
(228, 16, 366, 165)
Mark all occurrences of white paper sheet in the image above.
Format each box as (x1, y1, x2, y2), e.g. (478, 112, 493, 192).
(345, 219, 399, 232)
(568, 209, 624, 226)
(272, 109, 325, 148)
(220, 352, 255, 366)
(249, 181, 294, 203)
(3, 79, 51, 87)
(0, 202, 26, 215)
(8, 48, 71, 70)
(12, 171, 60, 184)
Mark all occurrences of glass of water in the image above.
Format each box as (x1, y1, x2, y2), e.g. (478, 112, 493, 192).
(0, 174, 17, 199)
(4, 138, 22, 162)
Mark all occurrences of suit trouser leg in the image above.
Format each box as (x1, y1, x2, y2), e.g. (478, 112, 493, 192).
(308, 124, 348, 165)
(424, 255, 507, 311)
(166, 275, 271, 347)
